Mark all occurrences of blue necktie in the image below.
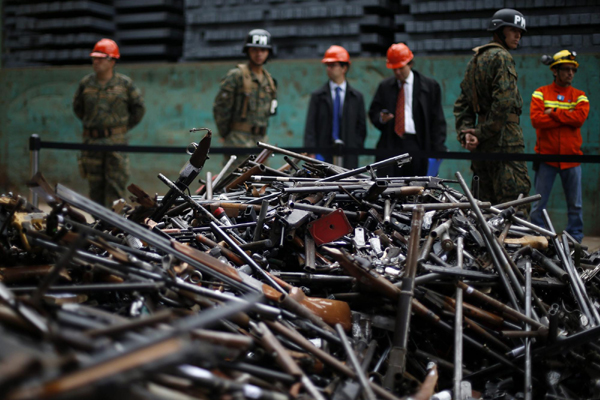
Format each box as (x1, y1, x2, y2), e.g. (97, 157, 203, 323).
(332, 86, 342, 141)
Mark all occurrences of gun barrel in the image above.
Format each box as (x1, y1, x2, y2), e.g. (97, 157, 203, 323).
(317, 153, 410, 182)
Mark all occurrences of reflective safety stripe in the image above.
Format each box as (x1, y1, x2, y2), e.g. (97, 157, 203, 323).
(543, 100, 577, 110)
(576, 95, 589, 104)
(533, 91, 589, 110)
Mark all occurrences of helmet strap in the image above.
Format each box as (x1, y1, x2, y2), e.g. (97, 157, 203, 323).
(494, 29, 511, 50)
(498, 30, 507, 46)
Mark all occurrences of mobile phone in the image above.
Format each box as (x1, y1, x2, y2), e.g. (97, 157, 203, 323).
(381, 109, 391, 114)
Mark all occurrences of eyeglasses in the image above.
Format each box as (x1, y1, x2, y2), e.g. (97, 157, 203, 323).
(559, 66, 577, 73)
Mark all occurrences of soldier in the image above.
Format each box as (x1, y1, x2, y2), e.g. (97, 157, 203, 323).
(304, 45, 367, 169)
(530, 50, 589, 242)
(213, 29, 277, 167)
(73, 38, 145, 207)
(454, 9, 531, 210)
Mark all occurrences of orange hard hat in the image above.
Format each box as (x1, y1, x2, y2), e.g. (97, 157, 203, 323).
(386, 43, 413, 69)
(90, 38, 120, 59)
(322, 45, 351, 64)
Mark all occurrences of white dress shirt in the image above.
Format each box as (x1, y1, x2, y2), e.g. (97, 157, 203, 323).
(399, 70, 416, 134)
(329, 80, 347, 113)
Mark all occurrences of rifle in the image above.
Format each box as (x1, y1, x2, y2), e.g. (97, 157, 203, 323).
(59, 183, 353, 333)
(6, 295, 258, 400)
(421, 287, 511, 352)
(251, 321, 325, 400)
(457, 281, 547, 333)
(316, 153, 411, 182)
(55, 183, 254, 294)
(324, 245, 526, 374)
(256, 141, 348, 177)
(151, 129, 212, 221)
(530, 248, 569, 282)
(31, 231, 88, 305)
(0, 282, 49, 335)
(542, 209, 598, 327)
(175, 364, 290, 400)
(335, 323, 376, 400)
(0, 265, 71, 284)
(384, 206, 424, 391)
(524, 261, 533, 400)
(454, 236, 466, 400)
(266, 320, 402, 400)
(455, 172, 522, 312)
(26, 172, 88, 224)
(157, 172, 248, 244)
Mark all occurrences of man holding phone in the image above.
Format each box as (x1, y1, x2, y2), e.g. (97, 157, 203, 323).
(368, 43, 447, 177)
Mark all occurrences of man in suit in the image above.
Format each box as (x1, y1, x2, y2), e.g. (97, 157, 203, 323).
(304, 45, 367, 169)
(369, 43, 447, 177)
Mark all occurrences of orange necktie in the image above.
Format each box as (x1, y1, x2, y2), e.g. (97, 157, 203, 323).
(395, 81, 405, 138)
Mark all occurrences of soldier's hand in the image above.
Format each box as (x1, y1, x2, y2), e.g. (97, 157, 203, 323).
(380, 111, 394, 124)
(462, 130, 479, 151)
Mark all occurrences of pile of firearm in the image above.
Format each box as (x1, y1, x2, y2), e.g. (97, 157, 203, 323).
(1, 129, 600, 400)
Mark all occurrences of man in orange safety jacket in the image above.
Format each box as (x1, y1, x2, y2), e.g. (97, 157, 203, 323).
(529, 50, 589, 242)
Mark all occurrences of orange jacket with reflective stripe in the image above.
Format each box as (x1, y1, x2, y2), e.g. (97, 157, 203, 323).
(530, 81, 589, 169)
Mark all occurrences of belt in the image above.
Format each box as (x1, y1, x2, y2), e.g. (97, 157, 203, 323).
(478, 113, 520, 124)
(230, 122, 266, 136)
(83, 126, 127, 139)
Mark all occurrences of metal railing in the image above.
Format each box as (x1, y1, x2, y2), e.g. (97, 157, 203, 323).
(28, 133, 600, 208)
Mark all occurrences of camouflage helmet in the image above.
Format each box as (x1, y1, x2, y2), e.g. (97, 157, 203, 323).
(487, 8, 527, 32)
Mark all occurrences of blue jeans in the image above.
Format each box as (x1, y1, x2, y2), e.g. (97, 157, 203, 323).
(530, 163, 583, 242)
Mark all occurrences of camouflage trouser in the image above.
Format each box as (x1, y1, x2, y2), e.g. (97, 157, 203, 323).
(471, 147, 532, 215)
(78, 135, 129, 208)
(222, 130, 266, 171)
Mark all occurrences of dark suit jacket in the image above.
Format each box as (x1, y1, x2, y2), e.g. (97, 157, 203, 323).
(304, 82, 367, 169)
(368, 70, 447, 175)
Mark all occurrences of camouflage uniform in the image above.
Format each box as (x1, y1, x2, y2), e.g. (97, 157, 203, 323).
(73, 72, 145, 207)
(454, 42, 531, 210)
(213, 64, 276, 167)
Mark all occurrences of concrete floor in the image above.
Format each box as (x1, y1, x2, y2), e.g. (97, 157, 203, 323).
(583, 236, 600, 253)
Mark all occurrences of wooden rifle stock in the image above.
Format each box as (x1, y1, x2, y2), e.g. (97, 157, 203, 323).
(173, 241, 350, 333)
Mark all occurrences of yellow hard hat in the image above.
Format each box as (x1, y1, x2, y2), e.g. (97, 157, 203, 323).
(549, 50, 578, 69)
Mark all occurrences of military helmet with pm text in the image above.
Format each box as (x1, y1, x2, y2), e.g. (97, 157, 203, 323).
(243, 29, 272, 53)
(487, 8, 527, 32)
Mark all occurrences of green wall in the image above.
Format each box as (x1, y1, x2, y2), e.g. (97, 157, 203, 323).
(1, 53, 599, 234)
